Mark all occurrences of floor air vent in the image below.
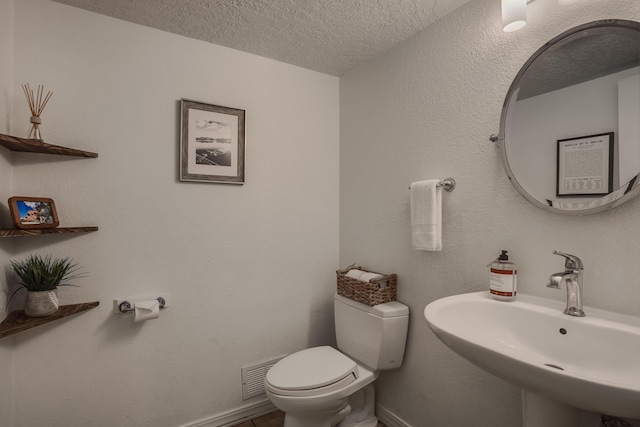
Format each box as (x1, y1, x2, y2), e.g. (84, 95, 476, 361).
(241, 356, 284, 400)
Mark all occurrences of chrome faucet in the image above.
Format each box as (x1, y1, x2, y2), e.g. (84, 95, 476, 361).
(547, 250, 586, 317)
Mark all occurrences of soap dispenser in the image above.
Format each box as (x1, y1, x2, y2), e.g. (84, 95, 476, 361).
(489, 250, 517, 301)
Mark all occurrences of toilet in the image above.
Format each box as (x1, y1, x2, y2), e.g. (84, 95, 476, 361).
(265, 293, 409, 427)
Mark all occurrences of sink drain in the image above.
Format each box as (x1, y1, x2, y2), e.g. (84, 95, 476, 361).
(544, 363, 564, 371)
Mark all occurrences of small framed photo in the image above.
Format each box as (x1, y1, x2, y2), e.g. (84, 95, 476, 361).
(8, 196, 60, 229)
(180, 99, 246, 184)
(556, 132, 614, 197)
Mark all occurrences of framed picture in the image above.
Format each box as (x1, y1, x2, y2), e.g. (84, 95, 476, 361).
(8, 196, 59, 229)
(180, 99, 246, 184)
(556, 132, 614, 197)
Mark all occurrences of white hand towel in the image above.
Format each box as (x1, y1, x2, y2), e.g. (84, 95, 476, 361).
(410, 179, 442, 251)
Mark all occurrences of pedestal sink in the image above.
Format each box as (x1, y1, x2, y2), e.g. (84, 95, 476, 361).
(424, 291, 640, 424)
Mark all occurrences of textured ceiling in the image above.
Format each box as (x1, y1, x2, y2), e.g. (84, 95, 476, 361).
(51, 0, 474, 76)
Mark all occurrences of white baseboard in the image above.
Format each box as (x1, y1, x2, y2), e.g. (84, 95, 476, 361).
(179, 399, 276, 427)
(376, 404, 412, 427)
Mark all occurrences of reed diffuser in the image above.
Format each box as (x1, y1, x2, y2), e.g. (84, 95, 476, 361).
(22, 83, 53, 141)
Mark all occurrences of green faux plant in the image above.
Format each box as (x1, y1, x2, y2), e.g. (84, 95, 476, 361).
(10, 254, 82, 296)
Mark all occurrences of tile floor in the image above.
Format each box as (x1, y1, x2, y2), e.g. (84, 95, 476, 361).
(230, 410, 387, 427)
(231, 410, 285, 427)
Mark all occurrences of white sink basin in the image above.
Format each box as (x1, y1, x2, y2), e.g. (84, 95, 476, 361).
(424, 291, 640, 419)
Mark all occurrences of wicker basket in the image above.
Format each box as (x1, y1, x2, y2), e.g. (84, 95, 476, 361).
(336, 264, 397, 306)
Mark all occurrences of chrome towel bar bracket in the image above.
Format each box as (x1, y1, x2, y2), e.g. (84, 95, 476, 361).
(408, 178, 456, 192)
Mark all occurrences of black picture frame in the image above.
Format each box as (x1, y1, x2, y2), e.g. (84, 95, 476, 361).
(556, 132, 614, 197)
(179, 99, 246, 184)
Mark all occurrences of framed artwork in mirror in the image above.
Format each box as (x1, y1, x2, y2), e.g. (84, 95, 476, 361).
(8, 196, 59, 229)
(556, 132, 614, 197)
(179, 99, 246, 184)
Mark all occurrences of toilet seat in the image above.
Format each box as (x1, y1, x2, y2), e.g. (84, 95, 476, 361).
(265, 346, 359, 397)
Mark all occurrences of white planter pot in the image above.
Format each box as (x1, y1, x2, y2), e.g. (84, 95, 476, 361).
(25, 290, 59, 317)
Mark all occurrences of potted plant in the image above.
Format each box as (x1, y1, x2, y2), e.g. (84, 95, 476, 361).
(10, 254, 82, 317)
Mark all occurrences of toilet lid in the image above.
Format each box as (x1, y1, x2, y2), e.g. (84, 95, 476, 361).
(266, 346, 358, 392)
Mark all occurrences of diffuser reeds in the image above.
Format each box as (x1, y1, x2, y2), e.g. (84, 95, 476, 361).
(22, 83, 53, 141)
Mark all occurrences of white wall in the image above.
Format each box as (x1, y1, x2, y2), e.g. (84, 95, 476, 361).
(619, 73, 640, 184)
(0, 0, 16, 424)
(2, 0, 339, 426)
(340, 0, 640, 426)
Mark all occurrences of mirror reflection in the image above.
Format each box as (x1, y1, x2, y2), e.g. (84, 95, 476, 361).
(500, 20, 640, 214)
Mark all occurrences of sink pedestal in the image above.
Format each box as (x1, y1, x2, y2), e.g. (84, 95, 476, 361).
(522, 391, 601, 427)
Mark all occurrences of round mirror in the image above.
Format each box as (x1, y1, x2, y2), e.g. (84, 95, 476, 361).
(498, 19, 640, 215)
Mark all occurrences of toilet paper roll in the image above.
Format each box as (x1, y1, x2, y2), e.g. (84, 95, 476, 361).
(134, 299, 160, 323)
(346, 269, 384, 283)
(346, 269, 366, 280)
(358, 272, 383, 283)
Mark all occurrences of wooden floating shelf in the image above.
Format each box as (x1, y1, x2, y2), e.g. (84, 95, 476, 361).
(0, 133, 98, 158)
(0, 301, 100, 338)
(0, 226, 98, 238)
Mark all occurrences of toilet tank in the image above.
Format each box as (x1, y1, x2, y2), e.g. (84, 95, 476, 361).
(334, 293, 409, 370)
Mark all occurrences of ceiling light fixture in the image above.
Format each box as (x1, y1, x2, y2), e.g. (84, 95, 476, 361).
(502, 0, 527, 32)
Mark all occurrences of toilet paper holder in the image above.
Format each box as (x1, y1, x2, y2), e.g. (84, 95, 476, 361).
(113, 295, 170, 314)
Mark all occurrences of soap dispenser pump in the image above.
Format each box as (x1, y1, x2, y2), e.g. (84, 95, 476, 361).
(489, 250, 517, 301)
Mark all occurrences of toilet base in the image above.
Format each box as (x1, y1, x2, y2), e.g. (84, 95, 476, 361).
(283, 402, 351, 427)
(339, 419, 378, 427)
(279, 383, 378, 427)
(337, 384, 377, 427)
